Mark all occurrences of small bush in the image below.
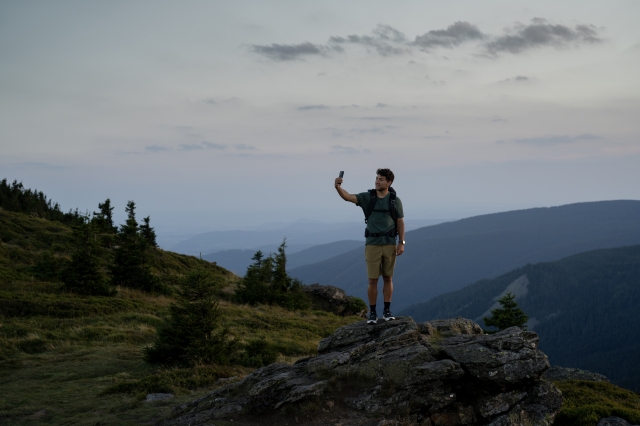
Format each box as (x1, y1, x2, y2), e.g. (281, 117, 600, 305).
(17, 338, 48, 354)
(237, 338, 279, 368)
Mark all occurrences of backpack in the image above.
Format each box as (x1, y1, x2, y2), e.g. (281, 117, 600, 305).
(363, 187, 398, 238)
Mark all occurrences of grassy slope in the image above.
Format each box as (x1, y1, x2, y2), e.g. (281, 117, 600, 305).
(0, 210, 360, 425)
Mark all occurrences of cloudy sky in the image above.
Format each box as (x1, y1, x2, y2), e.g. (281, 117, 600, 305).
(2, 1, 639, 235)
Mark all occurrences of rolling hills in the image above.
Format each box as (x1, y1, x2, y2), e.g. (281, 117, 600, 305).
(401, 244, 640, 392)
(290, 200, 640, 310)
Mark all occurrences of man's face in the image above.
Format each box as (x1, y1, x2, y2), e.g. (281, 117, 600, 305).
(375, 175, 391, 191)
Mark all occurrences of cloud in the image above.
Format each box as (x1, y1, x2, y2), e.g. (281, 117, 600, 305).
(500, 75, 529, 83)
(359, 116, 390, 121)
(329, 24, 408, 56)
(485, 18, 603, 55)
(331, 145, 371, 154)
(349, 126, 388, 134)
(412, 21, 484, 50)
(512, 133, 602, 146)
(180, 143, 204, 151)
(375, 103, 389, 108)
(235, 143, 257, 151)
(251, 42, 324, 61)
(145, 145, 170, 152)
(297, 104, 329, 111)
(202, 141, 227, 150)
(203, 98, 216, 105)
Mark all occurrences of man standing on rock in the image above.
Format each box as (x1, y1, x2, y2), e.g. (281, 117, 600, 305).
(335, 168, 405, 324)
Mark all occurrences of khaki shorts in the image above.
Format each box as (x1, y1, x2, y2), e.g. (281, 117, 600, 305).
(365, 244, 397, 279)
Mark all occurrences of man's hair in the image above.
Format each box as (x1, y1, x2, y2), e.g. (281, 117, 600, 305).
(376, 168, 394, 183)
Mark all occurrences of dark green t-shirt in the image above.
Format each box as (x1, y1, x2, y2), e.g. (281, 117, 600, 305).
(355, 191, 404, 245)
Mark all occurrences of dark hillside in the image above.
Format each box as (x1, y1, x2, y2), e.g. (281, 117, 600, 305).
(290, 200, 640, 310)
(401, 245, 640, 392)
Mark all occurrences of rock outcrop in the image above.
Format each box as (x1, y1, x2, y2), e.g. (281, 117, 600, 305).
(158, 317, 562, 426)
(303, 283, 368, 317)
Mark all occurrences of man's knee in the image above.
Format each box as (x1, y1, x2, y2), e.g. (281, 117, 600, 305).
(368, 278, 378, 286)
(382, 275, 393, 283)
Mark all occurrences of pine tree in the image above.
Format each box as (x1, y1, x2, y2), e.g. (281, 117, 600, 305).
(145, 268, 235, 365)
(483, 292, 529, 330)
(92, 198, 117, 234)
(63, 225, 116, 296)
(234, 240, 309, 310)
(140, 216, 158, 248)
(109, 201, 159, 292)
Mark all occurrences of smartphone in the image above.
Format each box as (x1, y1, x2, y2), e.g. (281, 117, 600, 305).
(339, 171, 344, 178)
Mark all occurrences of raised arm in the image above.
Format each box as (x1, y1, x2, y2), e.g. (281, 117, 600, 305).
(335, 177, 357, 204)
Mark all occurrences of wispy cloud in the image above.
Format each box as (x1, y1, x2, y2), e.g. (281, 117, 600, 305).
(145, 145, 170, 152)
(250, 18, 603, 62)
(485, 18, 603, 55)
(202, 141, 227, 150)
(329, 24, 409, 56)
(180, 143, 204, 151)
(331, 145, 371, 154)
(251, 42, 325, 61)
(412, 21, 484, 50)
(235, 143, 258, 151)
(512, 133, 602, 146)
(297, 104, 329, 111)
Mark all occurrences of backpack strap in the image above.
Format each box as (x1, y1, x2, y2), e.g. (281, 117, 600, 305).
(364, 189, 377, 224)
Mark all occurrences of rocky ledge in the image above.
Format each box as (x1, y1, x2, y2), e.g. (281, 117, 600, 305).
(158, 317, 562, 426)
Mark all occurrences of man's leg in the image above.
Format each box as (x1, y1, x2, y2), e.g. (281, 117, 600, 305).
(368, 278, 379, 305)
(382, 275, 393, 303)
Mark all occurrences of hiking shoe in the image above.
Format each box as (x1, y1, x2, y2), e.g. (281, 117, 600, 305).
(383, 309, 395, 321)
(367, 311, 378, 325)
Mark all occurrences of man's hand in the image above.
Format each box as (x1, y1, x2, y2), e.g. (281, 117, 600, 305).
(335, 177, 343, 188)
(396, 243, 404, 256)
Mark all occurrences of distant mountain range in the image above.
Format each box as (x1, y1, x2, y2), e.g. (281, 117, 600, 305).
(203, 240, 363, 276)
(290, 200, 640, 310)
(167, 219, 446, 256)
(400, 245, 640, 392)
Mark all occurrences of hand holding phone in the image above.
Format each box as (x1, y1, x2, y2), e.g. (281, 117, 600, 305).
(335, 171, 344, 188)
(339, 171, 344, 178)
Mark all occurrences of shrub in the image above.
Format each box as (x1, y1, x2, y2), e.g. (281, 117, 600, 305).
(145, 268, 236, 366)
(483, 292, 528, 330)
(237, 337, 279, 368)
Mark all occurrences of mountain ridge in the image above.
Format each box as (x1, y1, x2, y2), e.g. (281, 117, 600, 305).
(290, 200, 640, 310)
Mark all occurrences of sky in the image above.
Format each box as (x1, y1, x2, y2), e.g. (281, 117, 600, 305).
(2, 1, 640, 235)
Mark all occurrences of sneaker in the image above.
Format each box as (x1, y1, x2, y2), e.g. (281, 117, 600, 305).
(367, 311, 378, 324)
(383, 309, 395, 321)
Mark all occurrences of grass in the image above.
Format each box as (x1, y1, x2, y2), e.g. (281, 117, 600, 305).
(554, 380, 640, 426)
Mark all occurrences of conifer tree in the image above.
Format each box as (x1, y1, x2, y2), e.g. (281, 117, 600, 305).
(109, 201, 159, 292)
(92, 198, 117, 233)
(145, 268, 235, 365)
(140, 216, 158, 247)
(234, 239, 308, 310)
(483, 292, 529, 330)
(63, 225, 116, 296)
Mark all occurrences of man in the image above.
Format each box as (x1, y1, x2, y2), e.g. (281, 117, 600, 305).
(334, 168, 405, 324)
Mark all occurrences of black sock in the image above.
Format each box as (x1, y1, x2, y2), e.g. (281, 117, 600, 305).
(370, 305, 376, 314)
(384, 302, 391, 311)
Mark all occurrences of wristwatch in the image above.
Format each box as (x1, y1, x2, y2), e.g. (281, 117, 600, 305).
(401, 240, 405, 245)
